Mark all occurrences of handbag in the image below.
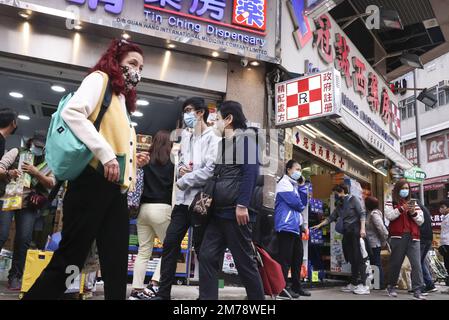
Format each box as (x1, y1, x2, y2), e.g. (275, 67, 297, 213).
(189, 191, 213, 216)
(127, 168, 144, 219)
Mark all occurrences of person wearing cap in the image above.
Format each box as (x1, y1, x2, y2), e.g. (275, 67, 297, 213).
(0, 130, 56, 290)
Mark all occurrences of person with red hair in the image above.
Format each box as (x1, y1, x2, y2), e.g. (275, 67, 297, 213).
(23, 39, 150, 300)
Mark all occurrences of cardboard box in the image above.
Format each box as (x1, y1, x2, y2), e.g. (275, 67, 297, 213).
(176, 262, 187, 274)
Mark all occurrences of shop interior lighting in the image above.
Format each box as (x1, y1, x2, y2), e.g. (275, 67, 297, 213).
(9, 92, 24, 99)
(132, 111, 143, 117)
(122, 32, 131, 40)
(296, 125, 317, 139)
(18, 115, 30, 121)
(167, 44, 176, 49)
(18, 10, 32, 19)
(305, 124, 387, 176)
(131, 122, 138, 127)
(136, 99, 150, 106)
(74, 23, 83, 31)
(211, 51, 220, 58)
(51, 85, 66, 93)
(417, 88, 438, 108)
(250, 61, 260, 67)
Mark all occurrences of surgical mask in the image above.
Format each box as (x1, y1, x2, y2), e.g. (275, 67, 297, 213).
(399, 189, 409, 198)
(121, 66, 141, 90)
(184, 112, 197, 128)
(30, 144, 43, 157)
(290, 171, 302, 181)
(213, 119, 225, 136)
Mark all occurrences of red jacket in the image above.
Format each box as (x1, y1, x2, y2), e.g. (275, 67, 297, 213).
(385, 200, 424, 240)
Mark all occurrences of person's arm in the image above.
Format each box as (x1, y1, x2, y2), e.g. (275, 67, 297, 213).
(312, 207, 338, 229)
(372, 211, 389, 241)
(0, 148, 20, 180)
(385, 202, 401, 221)
(352, 197, 367, 237)
(410, 206, 424, 226)
(276, 191, 306, 213)
(176, 133, 219, 191)
(61, 72, 116, 165)
(21, 165, 56, 190)
(298, 184, 309, 208)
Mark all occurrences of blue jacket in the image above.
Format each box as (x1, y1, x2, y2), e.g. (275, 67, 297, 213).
(274, 175, 308, 235)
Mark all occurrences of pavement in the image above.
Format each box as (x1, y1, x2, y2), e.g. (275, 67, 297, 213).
(1, 281, 449, 300)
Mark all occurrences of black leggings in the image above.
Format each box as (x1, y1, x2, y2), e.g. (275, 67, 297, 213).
(439, 245, 449, 277)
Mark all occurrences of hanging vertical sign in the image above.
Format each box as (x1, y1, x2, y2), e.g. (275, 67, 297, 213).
(275, 69, 342, 126)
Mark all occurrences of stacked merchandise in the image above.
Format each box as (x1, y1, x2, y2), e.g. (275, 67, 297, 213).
(0, 249, 12, 281)
(308, 197, 328, 281)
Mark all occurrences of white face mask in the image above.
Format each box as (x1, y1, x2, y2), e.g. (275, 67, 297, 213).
(214, 119, 225, 136)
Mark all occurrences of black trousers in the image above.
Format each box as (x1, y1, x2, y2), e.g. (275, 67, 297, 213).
(276, 231, 304, 291)
(199, 216, 265, 300)
(157, 205, 206, 299)
(342, 230, 367, 286)
(23, 167, 129, 300)
(439, 245, 449, 280)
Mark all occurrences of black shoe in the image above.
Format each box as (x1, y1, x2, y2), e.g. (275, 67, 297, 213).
(149, 295, 169, 301)
(294, 288, 311, 297)
(423, 285, 438, 293)
(278, 288, 299, 300)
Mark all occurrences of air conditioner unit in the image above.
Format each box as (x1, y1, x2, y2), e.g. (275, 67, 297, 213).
(304, 0, 344, 18)
(439, 80, 449, 90)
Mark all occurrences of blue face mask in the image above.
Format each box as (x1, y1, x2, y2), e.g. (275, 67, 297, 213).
(399, 189, 409, 198)
(31, 144, 44, 157)
(290, 171, 302, 181)
(184, 112, 197, 128)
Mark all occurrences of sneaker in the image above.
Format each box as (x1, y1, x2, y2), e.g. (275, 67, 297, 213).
(353, 284, 370, 295)
(144, 284, 159, 298)
(278, 288, 299, 300)
(413, 291, 427, 300)
(341, 284, 356, 293)
(386, 286, 398, 297)
(423, 285, 437, 293)
(129, 290, 152, 300)
(149, 295, 169, 301)
(7, 278, 21, 291)
(294, 288, 312, 297)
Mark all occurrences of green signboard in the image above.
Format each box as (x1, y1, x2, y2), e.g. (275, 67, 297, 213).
(404, 166, 427, 183)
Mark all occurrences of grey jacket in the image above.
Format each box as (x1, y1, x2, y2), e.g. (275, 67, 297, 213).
(328, 195, 366, 231)
(175, 127, 220, 206)
(366, 209, 389, 248)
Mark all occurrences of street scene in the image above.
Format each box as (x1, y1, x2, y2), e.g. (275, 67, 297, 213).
(0, 0, 448, 304)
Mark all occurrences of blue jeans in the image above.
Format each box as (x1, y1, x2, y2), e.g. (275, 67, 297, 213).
(420, 240, 434, 288)
(0, 209, 38, 280)
(368, 246, 384, 289)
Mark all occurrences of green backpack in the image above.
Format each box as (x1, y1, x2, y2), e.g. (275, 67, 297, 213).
(45, 75, 112, 182)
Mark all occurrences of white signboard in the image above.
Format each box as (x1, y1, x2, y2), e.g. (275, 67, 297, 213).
(275, 69, 342, 126)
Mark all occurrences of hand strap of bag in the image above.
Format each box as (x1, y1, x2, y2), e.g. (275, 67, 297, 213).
(48, 76, 113, 203)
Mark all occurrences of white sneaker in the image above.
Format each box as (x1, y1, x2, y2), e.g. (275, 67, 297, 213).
(353, 284, 370, 295)
(341, 284, 356, 293)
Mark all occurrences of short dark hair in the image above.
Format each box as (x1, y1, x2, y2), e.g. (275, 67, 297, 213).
(183, 97, 208, 123)
(365, 196, 379, 211)
(0, 108, 17, 129)
(440, 200, 449, 208)
(333, 184, 349, 194)
(218, 100, 247, 130)
(285, 159, 299, 174)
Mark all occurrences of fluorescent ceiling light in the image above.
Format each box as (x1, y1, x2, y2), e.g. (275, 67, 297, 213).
(18, 115, 30, 121)
(305, 124, 387, 176)
(51, 85, 66, 93)
(132, 111, 143, 117)
(136, 99, 149, 106)
(9, 92, 23, 99)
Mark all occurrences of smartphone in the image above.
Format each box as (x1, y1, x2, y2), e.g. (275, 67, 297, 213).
(408, 198, 417, 208)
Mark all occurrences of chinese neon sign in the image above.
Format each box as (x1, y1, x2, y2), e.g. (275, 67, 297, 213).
(143, 0, 267, 35)
(67, 0, 123, 14)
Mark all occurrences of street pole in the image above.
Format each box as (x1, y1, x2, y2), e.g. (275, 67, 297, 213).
(413, 68, 425, 204)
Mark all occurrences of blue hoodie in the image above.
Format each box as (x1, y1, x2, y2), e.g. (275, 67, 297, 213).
(274, 175, 308, 235)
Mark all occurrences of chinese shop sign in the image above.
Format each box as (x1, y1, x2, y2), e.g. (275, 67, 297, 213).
(275, 69, 342, 126)
(403, 142, 418, 165)
(292, 127, 349, 171)
(427, 135, 448, 163)
(67, 0, 123, 14)
(404, 166, 427, 183)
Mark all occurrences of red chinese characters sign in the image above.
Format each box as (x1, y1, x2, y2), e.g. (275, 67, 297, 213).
(334, 33, 351, 88)
(232, 0, 267, 32)
(275, 69, 341, 126)
(293, 128, 348, 171)
(427, 135, 447, 163)
(313, 14, 333, 64)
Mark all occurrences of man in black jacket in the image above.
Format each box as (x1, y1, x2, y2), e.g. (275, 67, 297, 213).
(419, 201, 437, 293)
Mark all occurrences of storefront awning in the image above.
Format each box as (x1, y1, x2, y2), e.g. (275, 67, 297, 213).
(338, 108, 414, 170)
